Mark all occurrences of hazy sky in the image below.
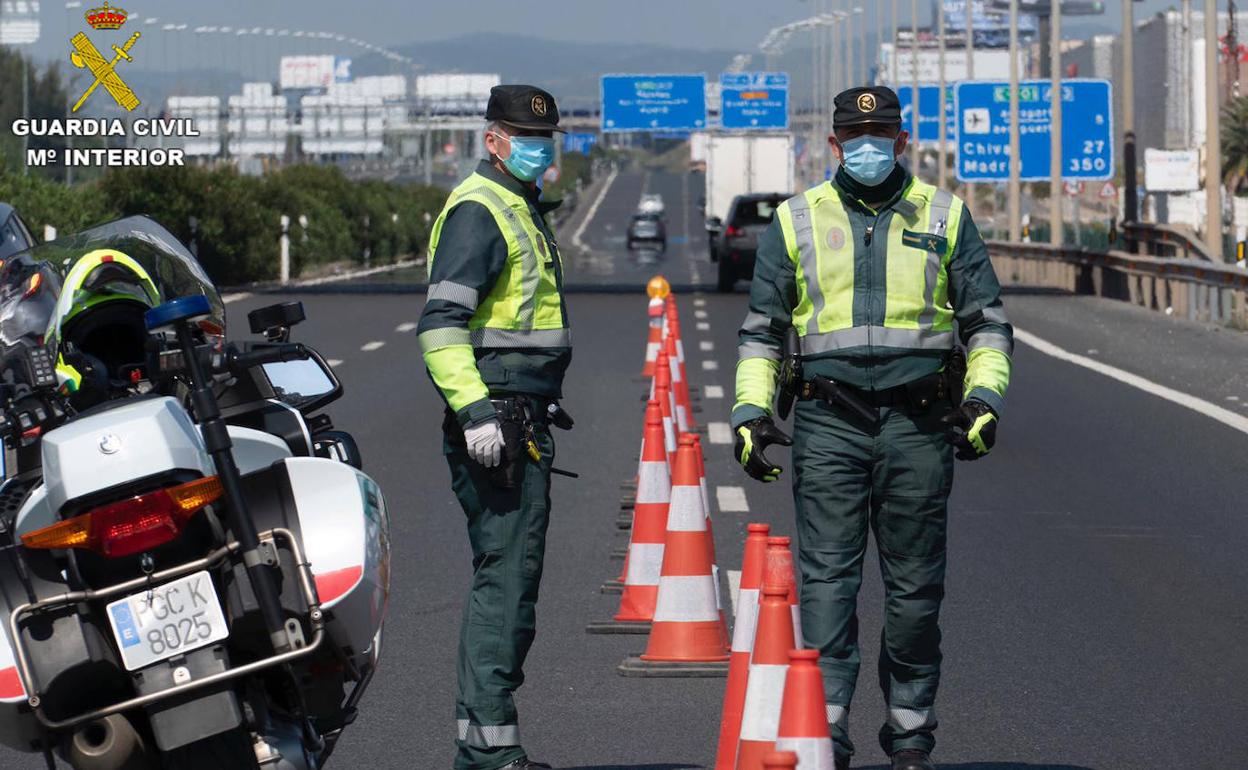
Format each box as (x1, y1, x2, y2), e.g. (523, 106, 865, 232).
(16, 0, 1199, 65)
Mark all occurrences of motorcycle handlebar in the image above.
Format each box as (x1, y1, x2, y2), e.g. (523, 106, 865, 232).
(223, 343, 309, 375)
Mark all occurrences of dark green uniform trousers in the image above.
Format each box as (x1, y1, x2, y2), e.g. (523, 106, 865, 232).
(444, 420, 554, 770)
(791, 397, 954, 759)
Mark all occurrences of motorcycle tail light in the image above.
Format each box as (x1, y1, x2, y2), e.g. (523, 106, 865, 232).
(726, 226, 743, 237)
(22, 476, 223, 558)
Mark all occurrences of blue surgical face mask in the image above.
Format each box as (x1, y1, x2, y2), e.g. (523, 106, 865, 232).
(840, 134, 897, 187)
(496, 133, 555, 182)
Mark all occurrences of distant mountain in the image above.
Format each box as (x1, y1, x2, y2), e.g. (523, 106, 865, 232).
(360, 33, 742, 107)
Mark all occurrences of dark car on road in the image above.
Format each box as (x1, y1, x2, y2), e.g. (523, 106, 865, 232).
(628, 213, 667, 250)
(707, 193, 787, 292)
(0, 204, 35, 261)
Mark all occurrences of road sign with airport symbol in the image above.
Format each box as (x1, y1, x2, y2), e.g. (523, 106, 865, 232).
(601, 74, 707, 133)
(896, 84, 956, 146)
(954, 78, 1114, 182)
(719, 72, 789, 130)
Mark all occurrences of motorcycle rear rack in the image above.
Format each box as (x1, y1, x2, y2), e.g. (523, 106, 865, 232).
(7, 527, 326, 731)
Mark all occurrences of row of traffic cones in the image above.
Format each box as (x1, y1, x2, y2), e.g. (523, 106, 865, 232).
(587, 285, 729, 676)
(715, 523, 834, 770)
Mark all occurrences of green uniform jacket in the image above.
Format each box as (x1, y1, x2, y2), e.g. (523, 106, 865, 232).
(418, 161, 572, 427)
(732, 167, 1012, 428)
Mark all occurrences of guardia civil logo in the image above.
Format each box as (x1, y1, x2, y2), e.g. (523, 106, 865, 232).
(69, 2, 141, 113)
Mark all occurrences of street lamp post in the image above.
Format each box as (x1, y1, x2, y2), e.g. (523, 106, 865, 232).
(1205, 0, 1223, 260)
(910, 0, 920, 172)
(965, 0, 976, 210)
(938, 0, 947, 187)
(1008, 0, 1021, 241)
(1122, 0, 1138, 239)
(1049, 0, 1063, 245)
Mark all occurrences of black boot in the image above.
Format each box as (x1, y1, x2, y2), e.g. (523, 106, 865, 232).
(834, 756, 851, 770)
(497, 760, 552, 770)
(891, 749, 934, 770)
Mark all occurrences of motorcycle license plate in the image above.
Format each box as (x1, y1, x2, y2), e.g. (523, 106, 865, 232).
(106, 570, 230, 671)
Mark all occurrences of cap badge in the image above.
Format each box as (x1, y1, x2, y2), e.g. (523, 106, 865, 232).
(857, 93, 877, 113)
(531, 95, 548, 117)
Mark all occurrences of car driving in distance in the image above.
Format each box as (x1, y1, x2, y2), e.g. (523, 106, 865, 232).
(707, 193, 785, 292)
(628, 213, 667, 250)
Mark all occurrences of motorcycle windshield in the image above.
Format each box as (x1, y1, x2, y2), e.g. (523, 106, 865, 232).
(0, 216, 225, 351)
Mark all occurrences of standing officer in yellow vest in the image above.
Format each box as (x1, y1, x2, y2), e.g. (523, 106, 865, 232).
(417, 85, 571, 770)
(732, 86, 1013, 770)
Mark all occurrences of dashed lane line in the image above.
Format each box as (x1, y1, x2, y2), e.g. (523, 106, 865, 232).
(716, 486, 750, 513)
(704, 385, 725, 399)
(361, 341, 386, 352)
(697, 322, 710, 331)
(707, 422, 733, 444)
(396, 322, 417, 333)
(700, 340, 714, 352)
(222, 292, 251, 304)
(702, 360, 719, 371)
(694, 298, 707, 308)
(327, 359, 344, 367)
(695, 310, 709, 320)
(1015, 328, 1248, 437)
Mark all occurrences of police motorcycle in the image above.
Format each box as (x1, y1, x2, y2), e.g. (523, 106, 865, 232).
(0, 216, 390, 769)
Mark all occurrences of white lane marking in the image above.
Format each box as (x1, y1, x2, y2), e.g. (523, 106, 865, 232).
(695, 310, 709, 319)
(361, 341, 386, 352)
(716, 486, 750, 513)
(222, 292, 251, 304)
(727, 569, 742, 616)
(707, 422, 733, 444)
(327, 359, 344, 367)
(694, 298, 707, 308)
(396, 322, 417, 333)
(697, 322, 711, 331)
(571, 164, 620, 252)
(1016, 328, 1248, 436)
(1227, 396, 1241, 402)
(702, 360, 719, 371)
(704, 385, 725, 399)
(700, 340, 714, 352)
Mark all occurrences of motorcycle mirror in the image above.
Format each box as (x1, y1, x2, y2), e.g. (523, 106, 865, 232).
(261, 350, 341, 414)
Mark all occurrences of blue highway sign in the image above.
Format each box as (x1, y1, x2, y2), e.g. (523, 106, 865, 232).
(563, 132, 598, 155)
(720, 72, 789, 130)
(896, 85, 956, 145)
(954, 78, 1114, 182)
(601, 74, 707, 133)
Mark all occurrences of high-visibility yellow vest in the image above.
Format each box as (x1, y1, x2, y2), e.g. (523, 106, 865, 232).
(775, 177, 963, 355)
(426, 172, 568, 349)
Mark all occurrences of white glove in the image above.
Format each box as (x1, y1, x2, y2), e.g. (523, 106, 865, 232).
(464, 418, 505, 468)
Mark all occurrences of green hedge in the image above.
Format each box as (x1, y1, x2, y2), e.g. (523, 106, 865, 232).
(0, 164, 445, 286)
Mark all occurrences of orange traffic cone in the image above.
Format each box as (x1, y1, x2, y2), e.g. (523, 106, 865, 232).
(763, 751, 798, 770)
(689, 433, 727, 647)
(775, 650, 836, 770)
(620, 436, 729, 676)
(642, 297, 665, 376)
(588, 401, 670, 635)
(735, 566, 796, 769)
(715, 523, 772, 770)
(767, 536, 803, 646)
(666, 333, 692, 433)
(654, 355, 678, 466)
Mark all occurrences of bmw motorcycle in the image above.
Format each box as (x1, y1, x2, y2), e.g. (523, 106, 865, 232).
(0, 216, 390, 769)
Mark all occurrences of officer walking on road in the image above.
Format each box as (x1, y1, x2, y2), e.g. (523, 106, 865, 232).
(731, 86, 1013, 770)
(417, 84, 572, 770)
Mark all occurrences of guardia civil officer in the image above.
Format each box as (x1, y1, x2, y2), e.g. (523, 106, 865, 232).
(731, 86, 1013, 770)
(417, 84, 572, 770)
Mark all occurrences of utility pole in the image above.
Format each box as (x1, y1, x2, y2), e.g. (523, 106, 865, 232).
(1183, 0, 1192, 146)
(1049, 0, 1063, 245)
(965, 0, 976, 210)
(845, 0, 854, 89)
(1228, 0, 1240, 100)
(21, 55, 29, 176)
(1008, 0, 1021, 241)
(1206, 0, 1224, 260)
(891, 0, 899, 85)
(1122, 0, 1138, 234)
(911, 0, 920, 172)
(938, 0, 947, 187)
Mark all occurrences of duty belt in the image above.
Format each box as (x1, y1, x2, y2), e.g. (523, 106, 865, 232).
(798, 371, 951, 413)
(489, 394, 548, 425)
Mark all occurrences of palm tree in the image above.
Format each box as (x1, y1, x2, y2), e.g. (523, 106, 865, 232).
(1222, 95, 1248, 195)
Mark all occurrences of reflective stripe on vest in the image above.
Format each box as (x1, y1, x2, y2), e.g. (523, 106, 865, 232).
(783, 180, 962, 353)
(427, 172, 567, 349)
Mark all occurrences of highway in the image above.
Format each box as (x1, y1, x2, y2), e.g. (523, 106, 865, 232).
(5, 170, 1248, 769)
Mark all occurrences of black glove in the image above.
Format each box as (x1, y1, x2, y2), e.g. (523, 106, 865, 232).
(942, 399, 998, 461)
(734, 416, 793, 482)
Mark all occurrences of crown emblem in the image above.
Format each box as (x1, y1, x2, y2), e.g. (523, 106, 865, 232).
(85, 2, 128, 30)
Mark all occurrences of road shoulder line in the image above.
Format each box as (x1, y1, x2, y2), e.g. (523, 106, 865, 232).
(1015, 327, 1248, 436)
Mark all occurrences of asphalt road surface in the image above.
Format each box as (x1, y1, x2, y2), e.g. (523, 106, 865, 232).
(4, 171, 1248, 769)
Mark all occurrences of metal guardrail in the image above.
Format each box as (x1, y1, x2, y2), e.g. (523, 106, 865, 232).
(1120, 221, 1215, 261)
(986, 240, 1248, 329)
